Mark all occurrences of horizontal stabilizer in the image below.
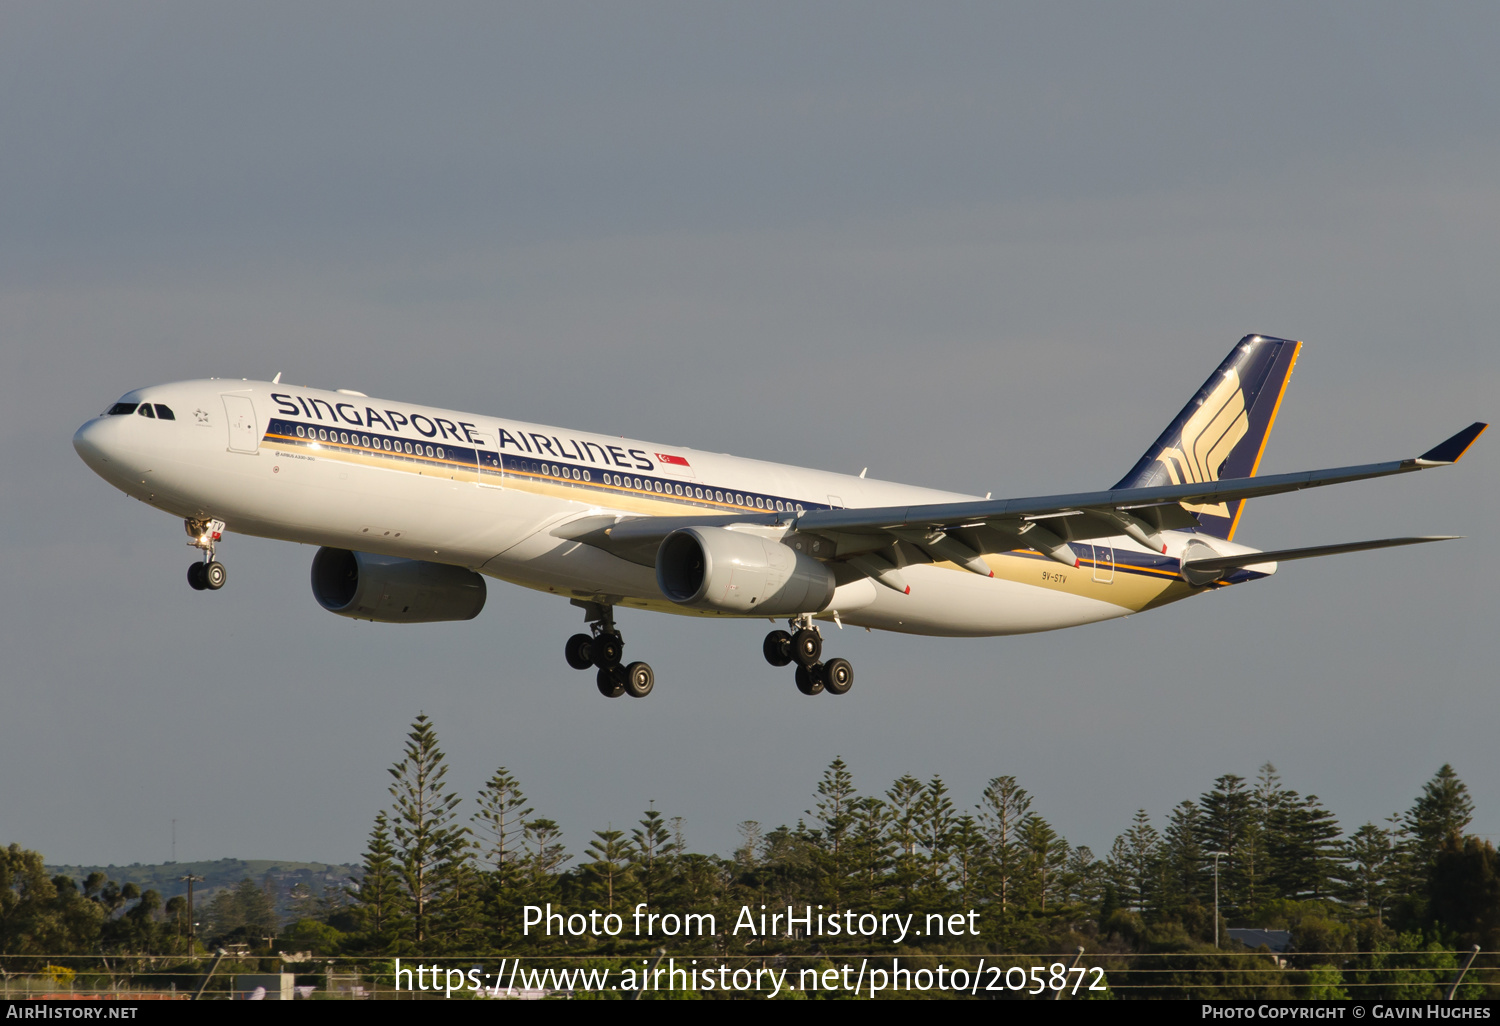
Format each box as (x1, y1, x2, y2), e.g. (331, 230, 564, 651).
(1180, 536, 1458, 575)
(1417, 422, 1488, 465)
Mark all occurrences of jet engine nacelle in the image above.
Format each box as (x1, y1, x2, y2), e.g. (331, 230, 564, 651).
(656, 527, 836, 616)
(311, 547, 487, 623)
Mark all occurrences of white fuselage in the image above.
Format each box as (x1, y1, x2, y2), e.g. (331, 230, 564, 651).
(73, 380, 1258, 636)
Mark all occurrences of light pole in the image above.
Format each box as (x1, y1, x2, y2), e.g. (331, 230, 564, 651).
(1208, 852, 1229, 948)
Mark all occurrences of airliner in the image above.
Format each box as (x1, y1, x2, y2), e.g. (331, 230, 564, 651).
(73, 336, 1484, 699)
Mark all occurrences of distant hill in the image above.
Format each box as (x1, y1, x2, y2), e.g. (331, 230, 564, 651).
(46, 859, 361, 922)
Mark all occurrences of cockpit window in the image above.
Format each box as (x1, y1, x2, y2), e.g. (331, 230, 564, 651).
(107, 402, 138, 416)
(154, 404, 175, 420)
(137, 404, 156, 419)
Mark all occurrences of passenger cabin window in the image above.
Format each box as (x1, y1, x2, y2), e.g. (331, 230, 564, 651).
(154, 404, 175, 420)
(107, 402, 137, 416)
(137, 404, 156, 418)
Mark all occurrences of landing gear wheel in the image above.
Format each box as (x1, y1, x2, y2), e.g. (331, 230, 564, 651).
(203, 561, 227, 590)
(763, 630, 793, 667)
(596, 666, 626, 698)
(623, 662, 654, 698)
(187, 563, 207, 591)
(823, 657, 853, 695)
(791, 628, 822, 667)
(795, 663, 825, 696)
(592, 633, 624, 669)
(565, 634, 595, 670)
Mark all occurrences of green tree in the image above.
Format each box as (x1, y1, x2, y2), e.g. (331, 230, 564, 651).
(1017, 814, 1069, 913)
(1160, 801, 1206, 927)
(1200, 774, 1255, 913)
(1403, 764, 1475, 867)
(472, 767, 532, 890)
(846, 797, 892, 907)
(0, 847, 96, 955)
(1061, 845, 1102, 912)
(387, 713, 471, 946)
(584, 829, 635, 910)
(916, 776, 957, 899)
(884, 774, 925, 905)
(351, 811, 407, 948)
(523, 818, 571, 891)
(976, 776, 1032, 917)
(1338, 822, 1396, 925)
(809, 758, 858, 909)
(1265, 792, 1341, 901)
(1112, 810, 1162, 914)
(630, 806, 680, 911)
(948, 814, 986, 907)
(1428, 834, 1500, 951)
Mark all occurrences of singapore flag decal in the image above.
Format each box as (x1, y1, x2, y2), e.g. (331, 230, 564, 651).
(655, 453, 691, 467)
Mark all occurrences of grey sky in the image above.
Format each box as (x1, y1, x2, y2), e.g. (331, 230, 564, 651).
(2, 3, 1495, 868)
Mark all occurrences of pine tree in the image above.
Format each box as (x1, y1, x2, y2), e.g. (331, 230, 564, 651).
(847, 797, 893, 907)
(1160, 800, 1206, 924)
(1404, 765, 1475, 866)
(585, 829, 635, 910)
(948, 814, 987, 906)
(631, 806, 679, 911)
(917, 776, 957, 898)
(1017, 814, 1069, 913)
(885, 774, 926, 905)
(1264, 793, 1341, 900)
(1061, 845, 1102, 912)
(349, 816, 405, 948)
(386, 713, 471, 946)
(472, 767, 532, 890)
(523, 818, 571, 889)
(1200, 774, 1254, 913)
(1120, 810, 1163, 915)
(977, 776, 1032, 915)
(809, 758, 858, 908)
(1338, 822, 1396, 924)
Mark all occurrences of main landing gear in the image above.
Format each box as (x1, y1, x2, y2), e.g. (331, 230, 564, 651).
(565, 600, 654, 699)
(763, 617, 852, 697)
(184, 518, 227, 592)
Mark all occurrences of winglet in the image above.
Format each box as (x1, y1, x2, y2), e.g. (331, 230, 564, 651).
(1417, 422, 1488, 465)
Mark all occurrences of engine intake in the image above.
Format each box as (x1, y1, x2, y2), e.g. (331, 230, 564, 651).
(311, 547, 487, 623)
(657, 527, 835, 616)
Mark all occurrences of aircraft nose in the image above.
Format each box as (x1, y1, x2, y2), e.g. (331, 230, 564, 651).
(73, 416, 119, 470)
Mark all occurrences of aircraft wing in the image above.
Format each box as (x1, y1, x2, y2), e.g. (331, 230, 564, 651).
(1178, 535, 1458, 575)
(560, 422, 1486, 577)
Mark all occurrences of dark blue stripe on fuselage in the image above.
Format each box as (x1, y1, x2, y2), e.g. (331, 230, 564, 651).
(264, 418, 832, 515)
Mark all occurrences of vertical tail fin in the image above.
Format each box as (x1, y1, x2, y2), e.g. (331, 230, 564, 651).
(1112, 335, 1301, 540)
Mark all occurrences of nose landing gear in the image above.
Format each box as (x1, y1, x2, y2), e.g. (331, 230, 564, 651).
(765, 617, 853, 696)
(185, 519, 227, 592)
(567, 600, 655, 698)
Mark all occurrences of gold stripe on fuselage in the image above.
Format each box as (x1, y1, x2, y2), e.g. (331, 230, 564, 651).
(266, 431, 1212, 613)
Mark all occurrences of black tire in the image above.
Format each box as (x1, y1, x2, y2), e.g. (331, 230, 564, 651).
(596, 666, 625, 698)
(592, 633, 624, 668)
(203, 561, 226, 590)
(823, 657, 853, 695)
(187, 563, 207, 591)
(623, 662, 654, 698)
(763, 630, 793, 667)
(565, 634, 594, 670)
(795, 663, 825, 696)
(791, 628, 822, 667)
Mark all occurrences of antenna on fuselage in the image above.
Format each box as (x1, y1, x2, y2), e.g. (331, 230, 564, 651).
(272, 372, 282, 384)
